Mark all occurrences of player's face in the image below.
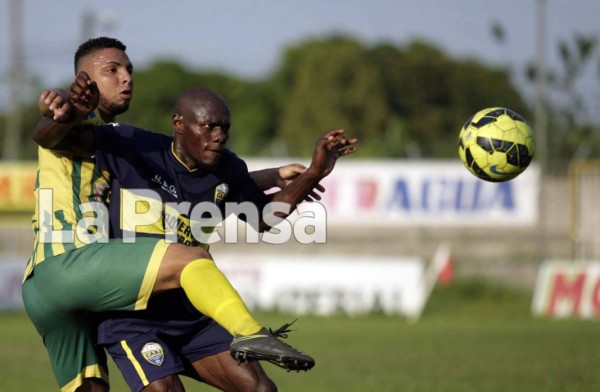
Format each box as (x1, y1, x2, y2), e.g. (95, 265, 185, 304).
(78, 48, 133, 119)
(176, 101, 231, 169)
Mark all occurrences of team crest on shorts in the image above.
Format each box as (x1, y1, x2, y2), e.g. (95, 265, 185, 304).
(214, 183, 229, 205)
(141, 342, 164, 366)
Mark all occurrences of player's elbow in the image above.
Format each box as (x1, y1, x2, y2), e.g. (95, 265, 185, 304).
(32, 119, 61, 149)
(32, 131, 56, 149)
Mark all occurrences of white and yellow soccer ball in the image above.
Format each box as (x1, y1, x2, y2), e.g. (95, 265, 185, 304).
(458, 107, 535, 182)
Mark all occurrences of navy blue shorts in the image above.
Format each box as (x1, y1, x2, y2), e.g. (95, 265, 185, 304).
(98, 290, 232, 392)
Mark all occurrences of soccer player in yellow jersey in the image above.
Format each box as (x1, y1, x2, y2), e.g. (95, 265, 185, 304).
(23, 37, 347, 392)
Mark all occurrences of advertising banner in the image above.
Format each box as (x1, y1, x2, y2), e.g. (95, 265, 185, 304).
(0, 162, 37, 212)
(217, 255, 425, 317)
(248, 159, 540, 227)
(532, 261, 600, 319)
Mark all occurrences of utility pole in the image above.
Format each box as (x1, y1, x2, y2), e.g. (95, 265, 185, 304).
(5, 0, 23, 160)
(535, 0, 548, 259)
(535, 0, 548, 171)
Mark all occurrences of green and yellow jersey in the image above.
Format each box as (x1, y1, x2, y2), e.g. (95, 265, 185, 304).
(23, 111, 111, 281)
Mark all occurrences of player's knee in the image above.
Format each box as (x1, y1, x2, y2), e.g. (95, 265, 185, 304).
(141, 375, 185, 392)
(255, 377, 277, 392)
(169, 243, 211, 266)
(240, 371, 277, 392)
(75, 377, 109, 392)
(157, 243, 212, 291)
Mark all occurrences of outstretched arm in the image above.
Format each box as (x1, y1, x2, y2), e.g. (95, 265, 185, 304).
(259, 129, 357, 231)
(32, 72, 99, 157)
(249, 163, 325, 201)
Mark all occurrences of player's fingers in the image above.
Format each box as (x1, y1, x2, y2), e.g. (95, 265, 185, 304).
(308, 190, 322, 201)
(321, 129, 345, 142)
(76, 71, 92, 84)
(327, 129, 345, 136)
(289, 163, 307, 173)
(340, 146, 358, 155)
(337, 137, 357, 151)
(52, 102, 71, 121)
(70, 82, 84, 97)
(56, 100, 70, 113)
(70, 87, 91, 104)
(72, 76, 93, 95)
(40, 90, 52, 102)
(287, 169, 304, 177)
(49, 95, 68, 111)
(45, 90, 63, 105)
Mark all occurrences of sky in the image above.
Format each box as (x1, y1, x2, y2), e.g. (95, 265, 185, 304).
(1, 0, 599, 114)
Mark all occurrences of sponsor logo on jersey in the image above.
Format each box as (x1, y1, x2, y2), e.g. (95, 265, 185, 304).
(141, 342, 164, 366)
(151, 174, 178, 198)
(214, 183, 229, 205)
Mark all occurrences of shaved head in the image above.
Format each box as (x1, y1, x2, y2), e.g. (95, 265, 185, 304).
(175, 88, 229, 124)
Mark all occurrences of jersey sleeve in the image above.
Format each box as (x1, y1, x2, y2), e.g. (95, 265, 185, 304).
(227, 154, 271, 212)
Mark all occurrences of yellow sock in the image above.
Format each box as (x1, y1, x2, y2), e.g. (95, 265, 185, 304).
(180, 258, 261, 336)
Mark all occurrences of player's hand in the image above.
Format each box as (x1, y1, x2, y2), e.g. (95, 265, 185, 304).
(69, 71, 100, 119)
(308, 129, 358, 178)
(39, 89, 72, 121)
(277, 163, 325, 202)
(276, 163, 307, 188)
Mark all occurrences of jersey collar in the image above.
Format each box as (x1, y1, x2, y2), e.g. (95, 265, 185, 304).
(170, 143, 198, 173)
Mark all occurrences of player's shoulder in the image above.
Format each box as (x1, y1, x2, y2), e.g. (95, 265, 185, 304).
(80, 110, 104, 126)
(220, 149, 249, 171)
(102, 123, 170, 144)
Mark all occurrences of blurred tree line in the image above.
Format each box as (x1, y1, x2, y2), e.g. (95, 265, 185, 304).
(1, 34, 598, 173)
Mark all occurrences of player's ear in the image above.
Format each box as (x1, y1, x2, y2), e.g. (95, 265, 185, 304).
(172, 113, 183, 134)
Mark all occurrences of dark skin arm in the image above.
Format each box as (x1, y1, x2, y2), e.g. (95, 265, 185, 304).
(250, 164, 324, 201)
(259, 129, 357, 231)
(33, 72, 98, 157)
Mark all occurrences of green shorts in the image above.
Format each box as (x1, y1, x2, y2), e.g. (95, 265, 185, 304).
(21, 237, 169, 391)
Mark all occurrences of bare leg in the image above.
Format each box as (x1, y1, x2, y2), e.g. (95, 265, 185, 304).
(74, 378, 109, 392)
(141, 375, 186, 392)
(191, 351, 277, 392)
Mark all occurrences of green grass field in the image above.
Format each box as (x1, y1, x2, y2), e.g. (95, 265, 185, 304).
(3, 279, 600, 391)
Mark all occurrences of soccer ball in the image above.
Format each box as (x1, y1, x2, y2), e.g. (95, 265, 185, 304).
(458, 107, 535, 182)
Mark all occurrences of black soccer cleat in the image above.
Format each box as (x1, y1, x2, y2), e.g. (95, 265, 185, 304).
(230, 320, 315, 372)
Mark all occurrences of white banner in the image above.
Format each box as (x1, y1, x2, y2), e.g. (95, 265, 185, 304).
(217, 255, 425, 317)
(4, 255, 426, 317)
(246, 159, 540, 227)
(532, 261, 600, 319)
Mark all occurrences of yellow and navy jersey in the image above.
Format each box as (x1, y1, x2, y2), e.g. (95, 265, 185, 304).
(24, 111, 111, 281)
(92, 122, 272, 342)
(93, 123, 270, 246)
